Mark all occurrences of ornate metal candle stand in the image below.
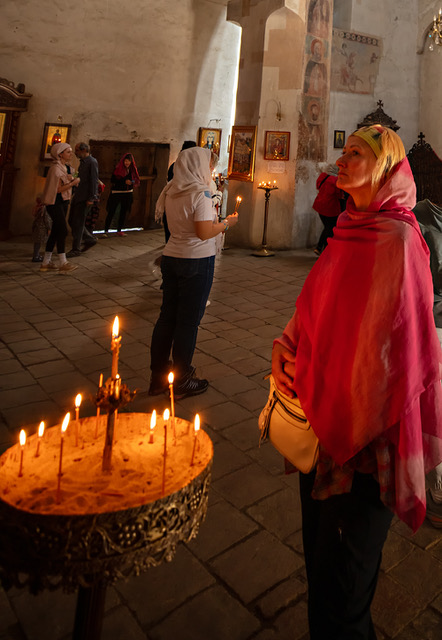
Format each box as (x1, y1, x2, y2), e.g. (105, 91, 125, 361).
(95, 378, 136, 472)
(0, 399, 213, 639)
(253, 185, 278, 257)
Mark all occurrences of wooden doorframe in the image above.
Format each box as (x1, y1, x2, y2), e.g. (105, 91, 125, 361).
(0, 79, 32, 239)
(89, 140, 169, 231)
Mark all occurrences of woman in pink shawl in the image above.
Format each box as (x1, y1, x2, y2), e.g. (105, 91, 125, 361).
(40, 142, 80, 273)
(272, 125, 442, 639)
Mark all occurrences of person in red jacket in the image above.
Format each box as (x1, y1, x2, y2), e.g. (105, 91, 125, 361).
(312, 166, 347, 254)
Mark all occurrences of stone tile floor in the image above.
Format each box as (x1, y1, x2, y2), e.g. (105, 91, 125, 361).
(0, 230, 441, 640)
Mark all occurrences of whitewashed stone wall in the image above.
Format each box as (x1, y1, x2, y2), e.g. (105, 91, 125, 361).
(1, 0, 241, 235)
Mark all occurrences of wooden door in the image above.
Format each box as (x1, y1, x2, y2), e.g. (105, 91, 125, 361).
(89, 141, 170, 230)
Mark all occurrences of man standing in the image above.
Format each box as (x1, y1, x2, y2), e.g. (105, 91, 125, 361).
(67, 143, 99, 257)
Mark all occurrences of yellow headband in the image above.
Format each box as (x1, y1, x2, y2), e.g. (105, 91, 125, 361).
(352, 127, 383, 158)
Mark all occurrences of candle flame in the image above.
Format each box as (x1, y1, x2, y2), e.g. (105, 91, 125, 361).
(150, 410, 156, 430)
(99, 373, 103, 387)
(19, 429, 26, 447)
(112, 316, 119, 338)
(163, 408, 170, 421)
(194, 414, 200, 433)
(75, 393, 82, 408)
(168, 372, 174, 384)
(38, 421, 45, 438)
(62, 413, 70, 433)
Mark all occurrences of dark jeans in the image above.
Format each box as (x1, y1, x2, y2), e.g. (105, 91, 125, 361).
(68, 200, 95, 251)
(300, 470, 393, 640)
(105, 192, 133, 232)
(45, 195, 69, 254)
(317, 214, 339, 252)
(150, 255, 215, 381)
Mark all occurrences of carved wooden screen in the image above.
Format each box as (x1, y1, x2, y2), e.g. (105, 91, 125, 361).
(407, 133, 442, 207)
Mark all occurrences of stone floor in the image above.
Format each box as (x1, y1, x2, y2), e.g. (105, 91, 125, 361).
(0, 229, 441, 640)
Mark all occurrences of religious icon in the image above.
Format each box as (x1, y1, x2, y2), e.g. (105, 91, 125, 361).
(40, 123, 72, 160)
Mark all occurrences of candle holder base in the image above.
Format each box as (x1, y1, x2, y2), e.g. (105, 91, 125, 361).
(252, 247, 275, 257)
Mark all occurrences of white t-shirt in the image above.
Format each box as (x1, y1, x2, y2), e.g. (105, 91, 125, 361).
(163, 189, 217, 259)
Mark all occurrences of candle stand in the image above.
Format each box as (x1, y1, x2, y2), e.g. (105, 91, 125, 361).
(0, 379, 213, 640)
(0, 460, 212, 639)
(253, 185, 278, 257)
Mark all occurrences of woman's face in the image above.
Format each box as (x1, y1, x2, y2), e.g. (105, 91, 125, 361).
(336, 135, 377, 203)
(123, 158, 132, 169)
(59, 147, 72, 163)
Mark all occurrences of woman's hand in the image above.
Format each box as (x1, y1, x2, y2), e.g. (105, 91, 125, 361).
(271, 342, 297, 398)
(226, 213, 239, 227)
(71, 177, 80, 187)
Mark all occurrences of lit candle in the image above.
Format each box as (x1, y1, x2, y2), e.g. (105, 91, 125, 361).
(114, 374, 121, 399)
(168, 372, 176, 445)
(74, 393, 82, 446)
(162, 408, 169, 495)
(149, 409, 156, 443)
(95, 374, 103, 439)
(35, 421, 44, 457)
(56, 413, 70, 502)
(111, 316, 121, 380)
(190, 414, 200, 466)
(235, 195, 242, 211)
(18, 429, 26, 477)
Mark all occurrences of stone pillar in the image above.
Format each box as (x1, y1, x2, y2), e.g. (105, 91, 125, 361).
(226, 0, 306, 249)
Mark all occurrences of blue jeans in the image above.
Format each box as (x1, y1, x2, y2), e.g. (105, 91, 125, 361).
(150, 255, 215, 380)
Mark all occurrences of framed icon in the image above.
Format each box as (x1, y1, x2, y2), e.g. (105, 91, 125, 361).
(40, 123, 72, 161)
(198, 127, 222, 156)
(227, 125, 257, 182)
(334, 130, 345, 149)
(264, 131, 290, 161)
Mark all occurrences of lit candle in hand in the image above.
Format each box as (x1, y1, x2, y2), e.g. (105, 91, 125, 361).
(149, 409, 156, 443)
(56, 413, 70, 503)
(235, 196, 242, 211)
(190, 414, 200, 466)
(18, 429, 26, 477)
(111, 316, 121, 380)
(35, 421, 44, 457)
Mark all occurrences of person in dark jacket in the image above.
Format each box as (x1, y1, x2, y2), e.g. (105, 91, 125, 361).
(104, 153, 140, 236)
(67, 142, 99, 257)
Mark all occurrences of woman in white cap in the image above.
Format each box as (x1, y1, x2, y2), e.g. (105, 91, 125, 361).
(40, 142, 80, 272)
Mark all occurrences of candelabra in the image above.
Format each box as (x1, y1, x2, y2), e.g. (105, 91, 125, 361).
(253, 184, 278, 257)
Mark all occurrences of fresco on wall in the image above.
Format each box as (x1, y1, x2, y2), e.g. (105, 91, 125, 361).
(331, 30, 382, 95)
(299, 3, 331, 163)
(307, 0, 331, 38)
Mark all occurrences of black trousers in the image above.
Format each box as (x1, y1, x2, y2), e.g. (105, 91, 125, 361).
(68, 200, 95, 251)
(300, 470, 393, 640)
(45, 195, 69, 254)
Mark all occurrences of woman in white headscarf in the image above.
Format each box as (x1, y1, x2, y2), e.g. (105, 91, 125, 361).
(149, 146, 238, 399)
(40, 142, 80, 273)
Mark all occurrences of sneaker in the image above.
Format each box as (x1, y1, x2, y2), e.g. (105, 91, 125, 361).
(426, 490, 442, 528)
(175, 370, 209, 399)
(116, 231, 127, 237)
(40, 261, 58, 272)
(32, 255, 43, 262)
(58, 262, 78, 273)
(66, 250, 82, 258)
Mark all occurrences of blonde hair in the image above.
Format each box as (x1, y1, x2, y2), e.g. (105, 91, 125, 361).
(352, 125, 405, 189)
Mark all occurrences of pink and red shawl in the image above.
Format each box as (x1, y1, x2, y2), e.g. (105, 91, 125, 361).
(276, 158, 442, 530)
(113, 154, 140, 187)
